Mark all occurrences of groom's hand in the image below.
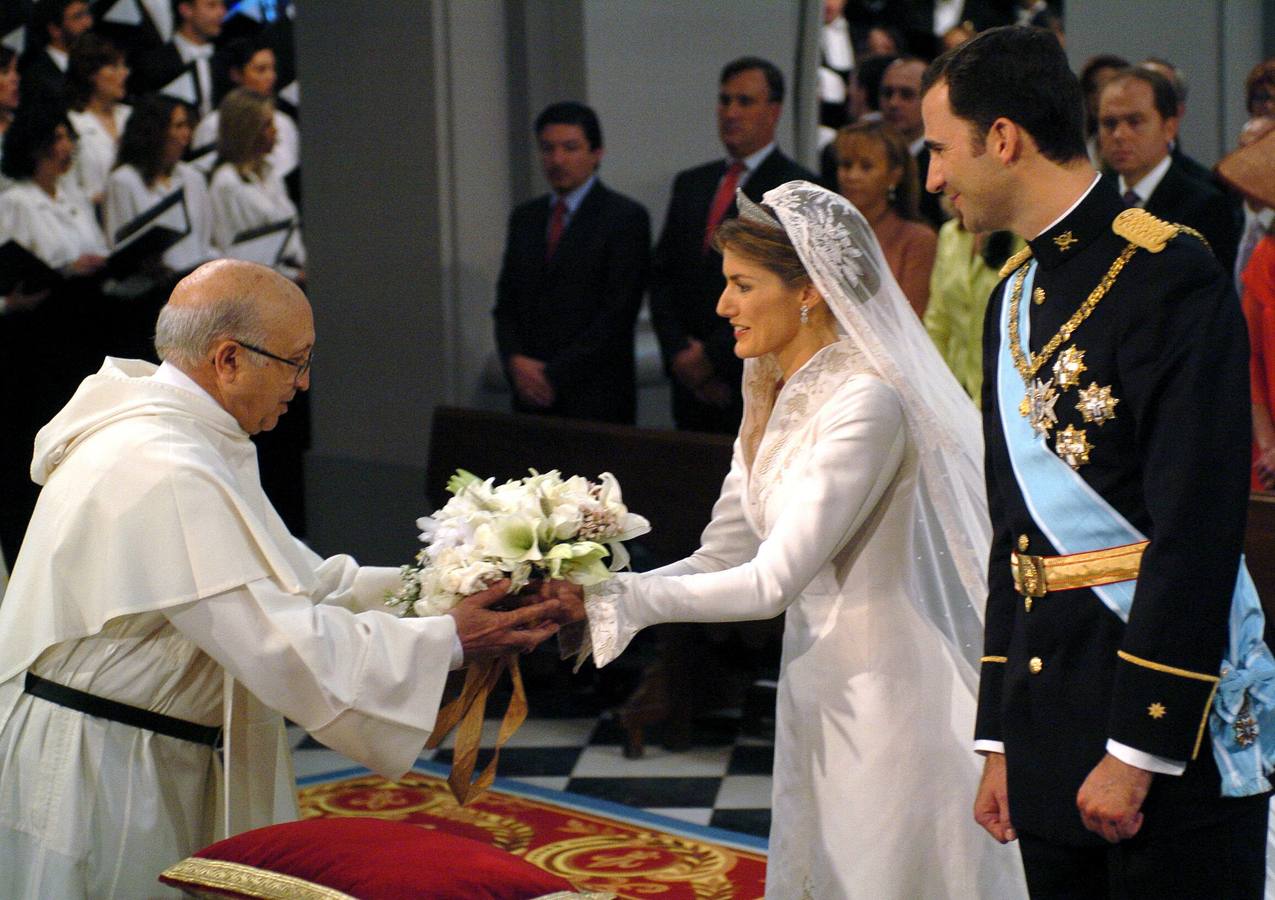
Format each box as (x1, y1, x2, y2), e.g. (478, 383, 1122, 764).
(448, 580, 561, 662)
(1076, 753, 1152, 843)
(973, 752, 1016, 843)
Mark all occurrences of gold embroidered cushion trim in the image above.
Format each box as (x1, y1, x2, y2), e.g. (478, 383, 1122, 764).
(158, 858, 613, 900)
(159, 858, 356, 899)
(1010, 539, 1149, 597)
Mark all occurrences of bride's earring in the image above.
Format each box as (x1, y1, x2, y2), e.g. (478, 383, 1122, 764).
(887, 183, 897, 203)
(800, 302, 809, 325)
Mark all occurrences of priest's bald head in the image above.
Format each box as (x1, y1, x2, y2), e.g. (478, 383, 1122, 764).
(154, 259, 314, 434)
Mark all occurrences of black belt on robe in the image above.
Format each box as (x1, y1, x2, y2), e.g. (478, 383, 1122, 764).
(23, 671, 222, 747)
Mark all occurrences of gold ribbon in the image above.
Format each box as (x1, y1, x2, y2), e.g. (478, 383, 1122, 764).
(424, 653, 528, 806)
(1011, 540, 1148, 597)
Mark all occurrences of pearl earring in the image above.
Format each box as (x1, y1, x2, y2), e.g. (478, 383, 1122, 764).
(887, 184, 897, 203)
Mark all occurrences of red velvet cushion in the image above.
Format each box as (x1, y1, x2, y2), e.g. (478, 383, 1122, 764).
(158, 818, 581, 899)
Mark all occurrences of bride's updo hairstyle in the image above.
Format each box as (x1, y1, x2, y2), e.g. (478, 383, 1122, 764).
(713, 214, 811, 290)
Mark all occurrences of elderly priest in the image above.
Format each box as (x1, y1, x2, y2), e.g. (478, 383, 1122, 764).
(0, 260, 563, 899)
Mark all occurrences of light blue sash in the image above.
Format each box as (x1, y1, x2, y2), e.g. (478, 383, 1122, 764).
(997, 261, 1275, 796)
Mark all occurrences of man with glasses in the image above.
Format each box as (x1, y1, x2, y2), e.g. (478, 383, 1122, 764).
(881, 56, 946, 229)
(0, 259, 566, 899)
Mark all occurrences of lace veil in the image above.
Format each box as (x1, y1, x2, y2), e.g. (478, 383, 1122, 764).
(739, 180, 990, 692)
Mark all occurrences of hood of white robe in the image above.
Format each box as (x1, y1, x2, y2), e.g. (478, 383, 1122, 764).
(31, 357, 243, 485)
(0, 357, 316, 683)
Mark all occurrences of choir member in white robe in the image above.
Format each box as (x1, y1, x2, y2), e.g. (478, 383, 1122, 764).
(553, 183, 1027, 899)
(0, 260, 562, 900)
(192, 40, 299, 180)
(64, 35, 132, 208)
(105, 96, 218, 274)
(208, 90, 304, 278)
(0, 106, 109, 567)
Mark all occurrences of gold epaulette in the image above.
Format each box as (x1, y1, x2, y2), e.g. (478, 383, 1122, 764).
(1112, 208, 1211, 253)
(999, 245, 1034, 278)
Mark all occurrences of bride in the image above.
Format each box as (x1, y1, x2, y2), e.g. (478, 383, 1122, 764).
(555, 181, 1025, 898)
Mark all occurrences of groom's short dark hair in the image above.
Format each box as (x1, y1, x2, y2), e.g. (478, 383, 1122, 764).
(922, 25, 1086, 164)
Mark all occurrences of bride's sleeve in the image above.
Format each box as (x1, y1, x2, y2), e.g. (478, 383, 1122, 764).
(585, 376, 906, 667)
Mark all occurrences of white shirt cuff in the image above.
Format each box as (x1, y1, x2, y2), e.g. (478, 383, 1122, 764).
(974, 739, 1005, 756)
(449, 633, 464, 671)
(1106, 739, 1185, 775)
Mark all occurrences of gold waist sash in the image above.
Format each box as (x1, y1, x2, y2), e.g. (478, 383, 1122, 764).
(1011, 540, 1148, 598)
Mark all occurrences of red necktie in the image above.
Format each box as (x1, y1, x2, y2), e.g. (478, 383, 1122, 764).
(546, 198, 567, 259)
(703, 161, 747, 252)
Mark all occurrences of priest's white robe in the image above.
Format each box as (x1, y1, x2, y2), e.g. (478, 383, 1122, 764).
(0, 358, 456, 899)
(583, 342, 1027, 899)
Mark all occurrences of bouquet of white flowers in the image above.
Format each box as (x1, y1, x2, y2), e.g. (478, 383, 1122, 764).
(386, 468, 650, 618)
(388, 468, 649, 805)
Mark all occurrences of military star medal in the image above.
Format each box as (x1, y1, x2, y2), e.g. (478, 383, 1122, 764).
(1076, 382, 1119, 425)
(1053, 346, 1086, 390)
(1054, 424, 1092, 468)
(1053, 231, 1079, 251)
(1235, 696, 1259, 747)
(1020, 378, 1059, 437)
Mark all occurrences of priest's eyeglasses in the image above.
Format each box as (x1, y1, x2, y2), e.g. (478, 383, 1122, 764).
(234, 340, 313, 385)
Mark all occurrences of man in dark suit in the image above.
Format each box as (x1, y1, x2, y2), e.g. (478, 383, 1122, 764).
(130, 0, 225, 118)
(19, 0, 93, 109)
(923, 26, 1269, 897)
(493, 101, 650, 425)
(1098, 67, 1239, 271)
(650, 56, 816, 434)
(881, 56, 946, 230)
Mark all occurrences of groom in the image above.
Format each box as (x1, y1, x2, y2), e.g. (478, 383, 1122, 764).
(922, 26, 1270, 898)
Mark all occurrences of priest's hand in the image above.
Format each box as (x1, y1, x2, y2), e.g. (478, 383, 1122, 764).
(1076, 752, 1152, 843)
(448, 580, 560, 662)
(973, 751, 1017, 843)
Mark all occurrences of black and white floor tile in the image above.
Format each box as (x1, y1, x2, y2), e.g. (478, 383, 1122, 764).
(289, 706, 774, 840)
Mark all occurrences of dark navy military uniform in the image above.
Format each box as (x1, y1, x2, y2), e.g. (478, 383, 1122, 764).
(977, 179, 1269, 897)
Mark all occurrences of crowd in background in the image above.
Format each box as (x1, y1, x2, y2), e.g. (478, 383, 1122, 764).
(3, 0, 1275, 570)
(0, 0, 305, 568)
(497, 0, 1275, 512)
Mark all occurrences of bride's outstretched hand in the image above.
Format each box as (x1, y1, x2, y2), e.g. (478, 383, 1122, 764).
(536, 579, 587, 625)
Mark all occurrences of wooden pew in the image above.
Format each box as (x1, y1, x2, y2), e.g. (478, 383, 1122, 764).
(426, 406, 733, 568)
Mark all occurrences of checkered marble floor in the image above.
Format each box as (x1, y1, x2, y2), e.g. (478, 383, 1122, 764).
(289, 705, 774, 840)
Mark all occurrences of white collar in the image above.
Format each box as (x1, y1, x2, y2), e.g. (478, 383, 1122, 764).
(734, 141, 777, 176)
(153, 360, 218, 406)
(1244, 205, 1274, 232)
(46, 46, 68, 71)
(173, 31, 214, 61)
(1034, 173, 1102, 239)
(1118, 154, 1172, 205)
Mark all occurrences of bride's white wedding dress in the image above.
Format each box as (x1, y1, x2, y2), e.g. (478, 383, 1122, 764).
(578, 182, 1026, 898)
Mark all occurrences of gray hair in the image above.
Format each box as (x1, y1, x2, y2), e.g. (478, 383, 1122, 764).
(154, 294, 269, 369)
